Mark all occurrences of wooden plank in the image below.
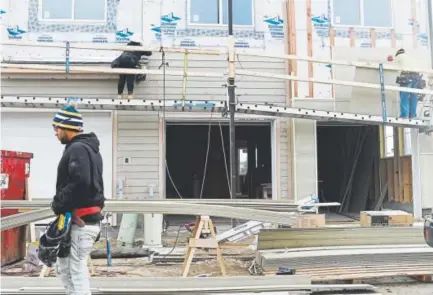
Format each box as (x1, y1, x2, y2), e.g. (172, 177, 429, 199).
(288, 0, 298, 97)
(257, 227, 425, 250)
(306, 0, 314, 97)
(403, 156, 413, 203)
(283, 0, 293, 102)
(386, 158, 394, 201)
(370, 29, 376, 48)
(349, 28, 356, 47)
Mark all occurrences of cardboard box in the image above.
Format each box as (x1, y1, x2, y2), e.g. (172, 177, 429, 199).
(360, 210, 414, 227)
(295, 214, 326, 228)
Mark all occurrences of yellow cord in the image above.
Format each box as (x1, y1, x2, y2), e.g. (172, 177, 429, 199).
(182, 51, 189, 107)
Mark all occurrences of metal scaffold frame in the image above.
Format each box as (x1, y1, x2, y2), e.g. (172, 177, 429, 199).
(1, 96, 431, 131)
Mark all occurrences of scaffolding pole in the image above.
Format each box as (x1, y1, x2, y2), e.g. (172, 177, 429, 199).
(227, 0, 237, 229)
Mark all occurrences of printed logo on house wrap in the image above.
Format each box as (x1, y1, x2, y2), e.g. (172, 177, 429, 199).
(0, 9, 6, 20)
(37, 35, 53, 42)
(7, 25, 26, 40)
(151, 12, 181, 40)
(419, 33, 428, 47)
(264, 15, 284, 40)
(311, 14, 330, 37)
(92, 35, 108, 43)
(115, 28, 134, 43)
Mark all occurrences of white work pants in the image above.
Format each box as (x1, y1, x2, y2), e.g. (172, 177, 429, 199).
(55, 224, 100, 295)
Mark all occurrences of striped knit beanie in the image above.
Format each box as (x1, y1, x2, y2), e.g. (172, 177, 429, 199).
(52, 103, 83, 131)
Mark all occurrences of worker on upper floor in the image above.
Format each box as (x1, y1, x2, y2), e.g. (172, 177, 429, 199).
(391, 48, 425, 119)
(111, 35, 153, 99)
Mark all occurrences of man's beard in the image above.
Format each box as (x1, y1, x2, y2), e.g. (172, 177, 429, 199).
(60, 135, 70, 145)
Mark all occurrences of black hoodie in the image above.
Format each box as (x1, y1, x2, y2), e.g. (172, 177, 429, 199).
(111, 41, 152, 69)
(51, 132, 105, 223)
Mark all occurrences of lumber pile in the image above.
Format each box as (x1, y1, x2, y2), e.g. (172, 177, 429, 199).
(255, 225, 433, 282)
(257, 226, 425, 250)
(256, 245, 433, 281)
(1, 201, 303, 231)
(0, 199, 340, 212)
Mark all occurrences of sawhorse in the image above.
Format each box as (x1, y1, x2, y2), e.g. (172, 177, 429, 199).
(182, 216, 226, 277)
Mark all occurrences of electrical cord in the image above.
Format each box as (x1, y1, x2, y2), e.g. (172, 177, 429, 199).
(159, 224, 183, 260)
(199, 112, 213, 199)
(218, 119, 232, 197)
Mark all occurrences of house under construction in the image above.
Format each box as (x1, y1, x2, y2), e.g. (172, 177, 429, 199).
(1, 0, 433, 245)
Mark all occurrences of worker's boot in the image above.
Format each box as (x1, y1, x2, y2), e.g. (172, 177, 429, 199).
(127, 92, 135, 99)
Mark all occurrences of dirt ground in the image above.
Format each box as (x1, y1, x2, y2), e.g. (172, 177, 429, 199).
(2, 258, 432, 295)
(377, 283, 433, 295)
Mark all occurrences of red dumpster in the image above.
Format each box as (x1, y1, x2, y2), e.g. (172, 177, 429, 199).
(1, 150, 33, 266)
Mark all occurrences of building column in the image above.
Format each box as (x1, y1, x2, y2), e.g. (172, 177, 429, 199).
(410, 129, 422, 219)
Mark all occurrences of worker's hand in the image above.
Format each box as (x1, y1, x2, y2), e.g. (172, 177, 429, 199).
(387, 55, 394, 62)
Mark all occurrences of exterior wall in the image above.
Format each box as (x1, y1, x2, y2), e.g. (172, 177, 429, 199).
(1, 0, 432, 205)
(116, 112, 160, 200)
(0, 0, 288, 201)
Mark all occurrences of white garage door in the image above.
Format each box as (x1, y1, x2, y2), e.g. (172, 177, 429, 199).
(0, 111, 113, 204)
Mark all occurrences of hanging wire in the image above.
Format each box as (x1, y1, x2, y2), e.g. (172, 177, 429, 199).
(199, 111, 213, 199)
(218, 119, 232, 197)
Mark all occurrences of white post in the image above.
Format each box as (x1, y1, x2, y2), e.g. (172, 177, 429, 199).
(143, 213, 163, 249)
(410, 129, 423, 219)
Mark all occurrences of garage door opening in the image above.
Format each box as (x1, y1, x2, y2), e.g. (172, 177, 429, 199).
(165, 123, 272, 200)
(317, 125, 381, 213)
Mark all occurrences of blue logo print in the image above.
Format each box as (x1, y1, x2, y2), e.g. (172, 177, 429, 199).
(116, 28, 134, 43)
(151, 12, 181, 40)
(264, 15, 284, 40)
(7, 26, 26, 40)
(0, 9, 6, 14)
(311, 14, 330, 37)
(419, 33, 428, 47)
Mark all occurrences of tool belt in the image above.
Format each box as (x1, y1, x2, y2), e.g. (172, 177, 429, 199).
(396, 71, 425, 88)
(72, 206, 102, 226)
(38, 206, 102, 265)
(424, 215, 433, 248)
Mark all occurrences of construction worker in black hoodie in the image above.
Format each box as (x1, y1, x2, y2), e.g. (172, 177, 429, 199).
(51, 103, 105, 295)
(111, 36, 152, 99)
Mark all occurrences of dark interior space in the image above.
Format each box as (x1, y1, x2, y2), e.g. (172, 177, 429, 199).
(317, 124, 381, 213)
(165, 123, 272, 199)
